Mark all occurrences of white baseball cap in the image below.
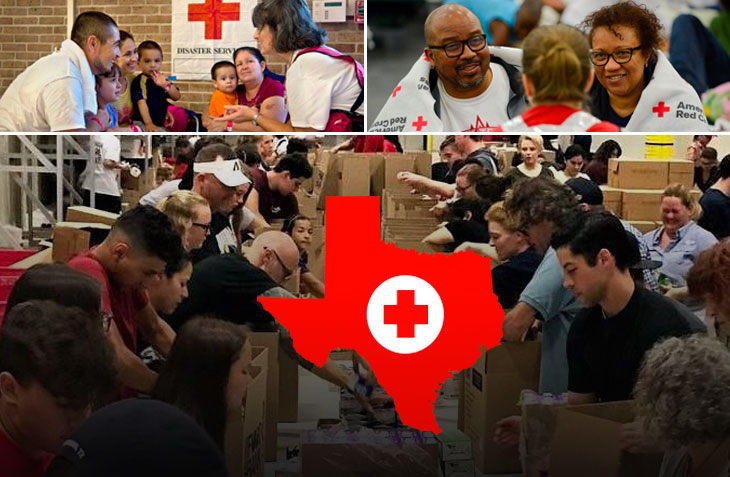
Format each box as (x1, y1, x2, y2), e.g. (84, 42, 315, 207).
(193, 160, 251, 188)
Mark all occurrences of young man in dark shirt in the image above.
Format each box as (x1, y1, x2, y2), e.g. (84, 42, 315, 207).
(246, 152, 313, 224)
(554, 212, 704, 405)
(698, 154, 730, 241)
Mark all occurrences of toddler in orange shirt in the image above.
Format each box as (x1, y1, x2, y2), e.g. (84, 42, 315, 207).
(208, 61, 238, 118)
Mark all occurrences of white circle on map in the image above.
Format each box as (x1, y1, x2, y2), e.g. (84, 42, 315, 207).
(366, 275, 444, 354)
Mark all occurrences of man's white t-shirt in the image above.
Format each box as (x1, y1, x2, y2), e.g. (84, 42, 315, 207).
(82, 135, 122, 197)
(437, 62, 510, 132)
(287, 49, 364, 130)
(0, 41, 93, 132)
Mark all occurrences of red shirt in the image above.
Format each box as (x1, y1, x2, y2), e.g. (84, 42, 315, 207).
(0, 429, 52, 477)
(67, 251, 148, 353)
(236, 76, 285, 109)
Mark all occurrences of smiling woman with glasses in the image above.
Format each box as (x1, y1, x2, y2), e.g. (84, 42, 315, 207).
(582, 1, 707, 132)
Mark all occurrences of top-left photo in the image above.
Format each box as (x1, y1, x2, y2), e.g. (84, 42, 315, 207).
(0, 0, 365, 133)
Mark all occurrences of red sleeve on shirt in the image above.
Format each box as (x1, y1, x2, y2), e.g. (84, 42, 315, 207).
(587, 121, 621, 132)
(67, 255, 112, 315)
(261, 76, 285, 100)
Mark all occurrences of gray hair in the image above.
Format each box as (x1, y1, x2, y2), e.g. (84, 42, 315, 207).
(633, 335, 730, 448)
(252, 0, 326, 53)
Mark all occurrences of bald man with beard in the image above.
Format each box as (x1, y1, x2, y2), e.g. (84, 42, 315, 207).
(371, 3, 527, 132)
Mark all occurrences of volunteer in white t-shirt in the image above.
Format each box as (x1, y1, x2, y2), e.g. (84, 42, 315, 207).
(81, 135, 123, 213)
(0, 12, 120, 132)
(551, 144, 591, 184)
(219, 0, 364, 132)
(370, 4, 528, 132)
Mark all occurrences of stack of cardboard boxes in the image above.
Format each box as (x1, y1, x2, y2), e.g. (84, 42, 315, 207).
(601, 158, 697, 233)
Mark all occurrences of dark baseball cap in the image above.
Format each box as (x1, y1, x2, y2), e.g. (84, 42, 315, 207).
(565, 177, 603, 207)
(45, 399, 227, 477)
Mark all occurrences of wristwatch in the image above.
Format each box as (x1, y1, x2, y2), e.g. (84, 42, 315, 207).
(252, 112, 261, 127)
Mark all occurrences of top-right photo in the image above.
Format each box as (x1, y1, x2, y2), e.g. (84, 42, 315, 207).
(368, 0, 730, 132)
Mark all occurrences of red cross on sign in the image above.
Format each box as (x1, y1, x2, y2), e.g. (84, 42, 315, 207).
(392, 86, 402, 98)
(652, 101, 670, 118)
(188, 0, 240, 40)
(412, 116, 428, 131)
(384, 290, 429, 338)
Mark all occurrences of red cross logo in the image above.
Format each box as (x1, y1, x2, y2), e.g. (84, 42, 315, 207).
(652, 101, 670, 118)
(188, 0, 240, 40)
(412, 116, 428, 131)
(383, 290, 429, 338)
(392, 85, 402, 98)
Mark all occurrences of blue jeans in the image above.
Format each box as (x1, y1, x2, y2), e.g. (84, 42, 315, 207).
(670, 14, 730, 95)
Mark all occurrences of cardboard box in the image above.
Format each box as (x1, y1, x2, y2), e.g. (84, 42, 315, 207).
(278, 343, 299, 422)
(668, 160, 694, 189)
(436, 430, 472, 462)
(315, 152, 371, 209)
(52, 223, 112, 263)
(65, 206, 119, 226)
(248, 333, 280, 462)
(224, 364, 266, 477)
(8, 247, 53, 269)
(382, 191, 437, 220)
(443, 459, 476, 477)
(620, 189, 663, 221)
(463, 342, 541, 474)
(248, 332, 299, 424)
(383, 153, 432, 193)
(549, 401, 663, 477)
(608, 159, 668, 190)
(249, 346, 276, 462)
(294, 190, 317, 219)
(301, 428, 440, 477)
(599, 186, 622, 216)
(626, 221, 661, 234)
(121, 188, 145, 209)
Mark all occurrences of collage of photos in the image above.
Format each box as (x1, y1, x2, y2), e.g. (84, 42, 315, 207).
(0, 1, 729, 477)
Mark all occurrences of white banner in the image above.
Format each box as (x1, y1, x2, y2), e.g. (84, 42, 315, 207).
(171, 0, 257, 81)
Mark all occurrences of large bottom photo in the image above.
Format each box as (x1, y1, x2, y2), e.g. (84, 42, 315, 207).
(0, 133, 728, 477)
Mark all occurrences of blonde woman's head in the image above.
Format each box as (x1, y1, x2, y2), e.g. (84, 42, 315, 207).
(661, 183, 701, 232)
(158, 190, 211, 251)
(522, 24, 593, 107)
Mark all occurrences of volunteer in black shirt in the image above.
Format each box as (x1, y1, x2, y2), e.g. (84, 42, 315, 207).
(698, 155, 730, 241)
(554, 212, 704, 405)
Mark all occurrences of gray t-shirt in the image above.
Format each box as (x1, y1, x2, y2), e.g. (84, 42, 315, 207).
(519, 247, 583, 394)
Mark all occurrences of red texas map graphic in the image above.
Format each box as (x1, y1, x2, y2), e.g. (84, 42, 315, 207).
(259, 196, 504, 432)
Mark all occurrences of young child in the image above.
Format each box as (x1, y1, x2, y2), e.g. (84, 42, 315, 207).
(131, 41, 182, 132)
(283, 215, 325, 298)
(208, 60, 239, 119)
(94, 63, 122, 131)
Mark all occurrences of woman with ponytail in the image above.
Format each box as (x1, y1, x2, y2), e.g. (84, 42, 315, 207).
(492, 24, 620, 132)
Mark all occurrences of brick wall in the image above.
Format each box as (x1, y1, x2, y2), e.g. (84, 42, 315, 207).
(0, 0, 365, 116)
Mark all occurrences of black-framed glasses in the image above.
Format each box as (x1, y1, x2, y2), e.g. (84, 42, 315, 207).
(264, 246, 293, 279)
(192, 222, 211, 233)
(590, 46, 642, 66)
(428, 34, 487, 58)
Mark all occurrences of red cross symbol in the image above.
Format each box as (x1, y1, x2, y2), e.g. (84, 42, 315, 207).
(392, 86, 402, 98)
(652, 101, 670, 118)
(188, 0, 240, 40)
(384, 290, 429, 338)
(412, 116, 428, 131)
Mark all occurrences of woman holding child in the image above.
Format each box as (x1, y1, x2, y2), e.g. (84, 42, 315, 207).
(219, 0, 364, 132)
(203, 47, 286, 132)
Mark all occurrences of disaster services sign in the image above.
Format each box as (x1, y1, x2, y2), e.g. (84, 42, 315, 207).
(172, 0, 256, 80)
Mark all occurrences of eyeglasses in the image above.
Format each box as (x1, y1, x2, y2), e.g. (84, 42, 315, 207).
(456, 182, 474, 195)
(192, 222, 211, 232)
(428, 34, 487, 58)
(264, 246, 293, 280)
(590, 46, 642, 66)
